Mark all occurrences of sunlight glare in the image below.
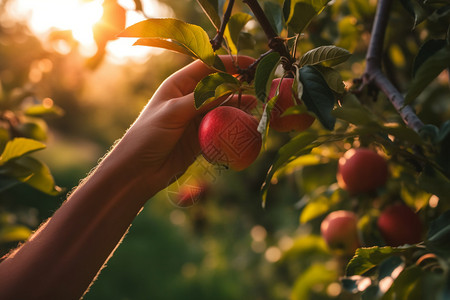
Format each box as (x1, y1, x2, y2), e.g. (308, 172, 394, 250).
(6, 0, 175, 61)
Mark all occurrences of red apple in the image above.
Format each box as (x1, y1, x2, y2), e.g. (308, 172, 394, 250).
(267, 77, 315, 132)
(337, 148, 389, 194)
(198, 106, 262, 171)
(321, 210, 361, 256)
(377, 203, 423, 247)
(224, 94, 258, 113)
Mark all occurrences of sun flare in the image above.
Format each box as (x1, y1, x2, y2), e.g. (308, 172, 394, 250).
(11, 0, 103, 47)
(6, 0, 174, 61)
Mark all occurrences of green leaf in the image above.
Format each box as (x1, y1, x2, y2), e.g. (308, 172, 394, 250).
(426, 210, 450, 257)
(419, 124, 440, 143)
(314, 65, 346, 94)
(299, 45, 351, 67)
(291, 264, 337, 300)
(261, 130, 318, 207)
(24, 104, 64, 117)
(258, 94, 277, 148)
(417, 165, 450, 201)
(286, 0, 331, 33)
(412, 39, 446, 77)
(0, 175, 21, 193)
(385, 265, 423, 300)
(224, 13, 252, 55)
(380, 123, 423, 145)
(0, 138, 46, 166)
(346, 246, 414, 276)
(263, 1, 284, 35)
(282, 235, 329, 259)
(437, 120, 450, 143)
(348, 0, 377, 20)
(332, 93, 376, 125)
(298, 66, 336, 130)
(283, 0, 291, 21)
(299, 196, 330, 223)
(196, 0, 222, 29)
(405, 46, 450, 105)
(254, 52, 280, 102)
(336, 16, 360, 52)
(134, 38, 195, 57)
(194, 72, 239, 109)
(378, 256, 405, 280)
(0, 225, 32, 243)
(280, 104, 309, 117)
(16, 122, 47, 142)
(14, 156, 61, 196)
(119, 18, 216, 66)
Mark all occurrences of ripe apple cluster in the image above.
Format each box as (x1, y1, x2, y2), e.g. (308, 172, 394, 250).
(321, 148, 423, 252)
(321, 203, 423, 255)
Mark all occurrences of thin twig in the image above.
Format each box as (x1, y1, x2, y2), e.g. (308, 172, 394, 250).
(210, 0, 235, 51)
(361, 0, 424, 133)
(243, 0, 294, 70)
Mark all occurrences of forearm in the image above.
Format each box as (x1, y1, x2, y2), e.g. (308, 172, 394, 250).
(0, 131, 159, 300)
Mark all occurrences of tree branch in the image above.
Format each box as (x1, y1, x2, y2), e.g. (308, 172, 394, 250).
(243, 0, 294, 70)
(210, 0, 235, 51)
(361, 0, 424, 133)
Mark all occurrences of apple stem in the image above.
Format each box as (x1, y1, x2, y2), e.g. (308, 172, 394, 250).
(359, 0, 424, 133)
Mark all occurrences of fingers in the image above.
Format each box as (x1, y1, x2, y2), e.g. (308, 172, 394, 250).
(154, 55, 256, 101)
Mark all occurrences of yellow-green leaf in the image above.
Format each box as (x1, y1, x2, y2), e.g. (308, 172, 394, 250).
(14, 156, 61, 196)
(194, 72, 239, 109)
(0, 138, 46, 165)
(224, 13, 252, 54)
(0, 225, 32, 243)
(119, 18, 216, 65)
(286, 0, 331, 33)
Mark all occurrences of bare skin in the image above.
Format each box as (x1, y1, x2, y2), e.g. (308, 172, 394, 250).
(0, 55, 255, 300)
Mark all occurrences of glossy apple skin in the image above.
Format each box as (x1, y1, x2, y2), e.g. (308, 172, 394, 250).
(321, 210, 361, 256)
(377, 203, 423, 247)
(198, 106, 262, 171)
(337, 148, 389, 194)
(224, 94, 258, 113)
(268, 78, 315, 132)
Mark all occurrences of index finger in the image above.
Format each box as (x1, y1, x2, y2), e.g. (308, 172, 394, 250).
(154, 55, 256, 101)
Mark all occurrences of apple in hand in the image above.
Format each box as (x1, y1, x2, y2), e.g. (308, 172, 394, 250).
(337, 148, 389, 194)
(267, 77, 315, 132)
(377, 203, 423, 247)
(198, 106, 262, 171)
(321, 210, 361, 256)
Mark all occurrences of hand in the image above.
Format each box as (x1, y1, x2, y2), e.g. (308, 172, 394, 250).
(0, 55, 255, 300)
(120, 55, 256, 196)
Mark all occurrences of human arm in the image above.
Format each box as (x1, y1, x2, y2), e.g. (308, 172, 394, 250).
(0, 55, 255, 300)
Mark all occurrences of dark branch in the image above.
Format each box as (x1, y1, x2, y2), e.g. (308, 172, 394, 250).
(237, 49, 275, 83)
(243, 0, 294, 70)
(210, 0, 235, 51)
(361, 0, 424, 133)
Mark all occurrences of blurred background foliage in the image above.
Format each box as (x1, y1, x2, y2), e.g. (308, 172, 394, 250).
(0, 0, 449, 299)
